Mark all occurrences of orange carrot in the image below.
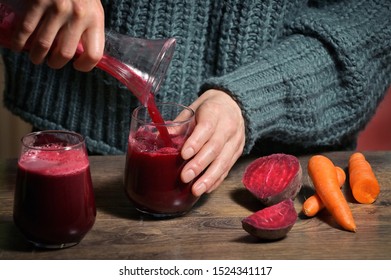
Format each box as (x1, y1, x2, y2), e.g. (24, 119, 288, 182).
(335, 166, 347, 186)
(308, 155, 356, 232)
(348, 152, 380, 204)
(302, 166, 346, 217)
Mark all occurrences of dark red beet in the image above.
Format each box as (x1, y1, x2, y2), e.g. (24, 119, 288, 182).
(242, 153, 302, 206)
(242, 199, 297, 240)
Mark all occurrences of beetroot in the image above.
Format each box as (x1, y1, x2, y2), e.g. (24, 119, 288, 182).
(242, 153, 302, 206)
(242, 199, 297, 240)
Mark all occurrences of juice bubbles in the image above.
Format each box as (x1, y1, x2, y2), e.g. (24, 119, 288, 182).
(124, 103, 199, 217)
(13, 131, 96, 249)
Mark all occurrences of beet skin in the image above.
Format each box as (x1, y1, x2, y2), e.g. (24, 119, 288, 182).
(242, 153, 302, 206)
(242, 199, 297, 240)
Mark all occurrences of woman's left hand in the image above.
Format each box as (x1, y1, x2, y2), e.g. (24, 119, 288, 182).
(181, 89, 246, 196)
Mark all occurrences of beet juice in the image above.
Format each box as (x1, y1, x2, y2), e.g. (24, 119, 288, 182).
(124, 103, 199, 217)
(13, 131, 96, 248)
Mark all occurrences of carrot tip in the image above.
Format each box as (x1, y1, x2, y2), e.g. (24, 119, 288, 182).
(345, 223, 357, 233)
(302, 209, 315, 217)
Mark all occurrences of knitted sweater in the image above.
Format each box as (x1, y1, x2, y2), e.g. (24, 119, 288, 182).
(2, 0, 391, 155)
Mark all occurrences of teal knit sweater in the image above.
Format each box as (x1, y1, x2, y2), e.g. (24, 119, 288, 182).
(2, 0, 391, 155)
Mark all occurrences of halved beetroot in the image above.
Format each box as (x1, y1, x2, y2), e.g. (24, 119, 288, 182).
(242, 153, 302, 206)
(242, 199, 297, 240)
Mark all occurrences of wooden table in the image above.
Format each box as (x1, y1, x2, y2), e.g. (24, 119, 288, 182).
(1, 151, 390, 260)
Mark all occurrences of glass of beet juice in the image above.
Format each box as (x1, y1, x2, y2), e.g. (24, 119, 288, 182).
(124, 102, 199, 218)
(13, 130, 96, 249)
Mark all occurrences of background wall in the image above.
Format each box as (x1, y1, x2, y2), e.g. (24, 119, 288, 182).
(0, 56, 32, 160)
(356, 87, 391, 151)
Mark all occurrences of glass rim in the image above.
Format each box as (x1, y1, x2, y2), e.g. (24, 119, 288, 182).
(21, 130, 85, 151)
(132, 102, 195, 127)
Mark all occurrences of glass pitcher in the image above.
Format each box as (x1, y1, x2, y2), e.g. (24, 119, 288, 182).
(0, 1, 176, 105)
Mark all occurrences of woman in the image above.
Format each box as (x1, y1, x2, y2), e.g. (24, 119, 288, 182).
(2, 0, 391, 196)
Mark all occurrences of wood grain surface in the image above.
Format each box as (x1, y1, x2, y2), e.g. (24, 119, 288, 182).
(1, 152, 390, 260)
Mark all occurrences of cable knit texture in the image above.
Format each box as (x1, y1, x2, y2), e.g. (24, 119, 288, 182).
(2, 0, 391, 155)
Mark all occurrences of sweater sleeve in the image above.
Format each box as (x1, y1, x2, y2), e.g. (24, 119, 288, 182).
(201, 0, 391, 154)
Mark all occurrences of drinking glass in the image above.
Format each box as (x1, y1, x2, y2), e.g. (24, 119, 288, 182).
(124, 103, 199, 218)
(13, 130, 96, 249)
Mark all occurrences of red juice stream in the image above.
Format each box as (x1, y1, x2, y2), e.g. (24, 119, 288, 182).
(95, 53, 173, 146)
(0, 2, 173, 146)
(146, 96, 173, 147)
(13, 148, 96, 246)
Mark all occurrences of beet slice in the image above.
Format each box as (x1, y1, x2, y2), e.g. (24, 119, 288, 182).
(242, 153, 302, 206)
(242, 199, 297, 240)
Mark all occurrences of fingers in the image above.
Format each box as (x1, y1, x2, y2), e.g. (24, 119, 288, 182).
(29, 7, 71, 65)
(72, 25, 105, 71)
(49, 18, 105, 71)
(11, 0, 104, 71)
(70, 1, 105, 71)
(181, 112, 217, 161)
(191, 138, 244, 196)
(11, 2, 45, 51)
(180, 90, 246, 197)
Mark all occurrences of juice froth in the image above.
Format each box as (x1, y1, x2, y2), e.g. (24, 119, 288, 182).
(124, 129, 199, 217)
(14, 147, 96, 247)
(18, 145, 90, 174)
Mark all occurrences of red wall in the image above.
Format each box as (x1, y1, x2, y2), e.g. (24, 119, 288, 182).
(356, 87, 391, 151)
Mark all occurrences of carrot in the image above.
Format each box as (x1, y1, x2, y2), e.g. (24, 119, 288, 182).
(302, 166, 346, 217)
(308, 155, 356, 232)
(348, 152, 380, 204)
(335, 166, 347, 187)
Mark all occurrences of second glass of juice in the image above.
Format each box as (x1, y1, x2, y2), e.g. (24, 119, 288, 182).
(124, 102, 199, 218)
(13, 130, 96, 249)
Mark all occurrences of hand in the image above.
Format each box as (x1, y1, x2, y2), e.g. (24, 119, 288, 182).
(11, 0, 105, 71)
(181, 89, 246, 197)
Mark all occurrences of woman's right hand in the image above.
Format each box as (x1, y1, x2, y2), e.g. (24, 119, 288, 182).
(11, 0, 105, 71)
